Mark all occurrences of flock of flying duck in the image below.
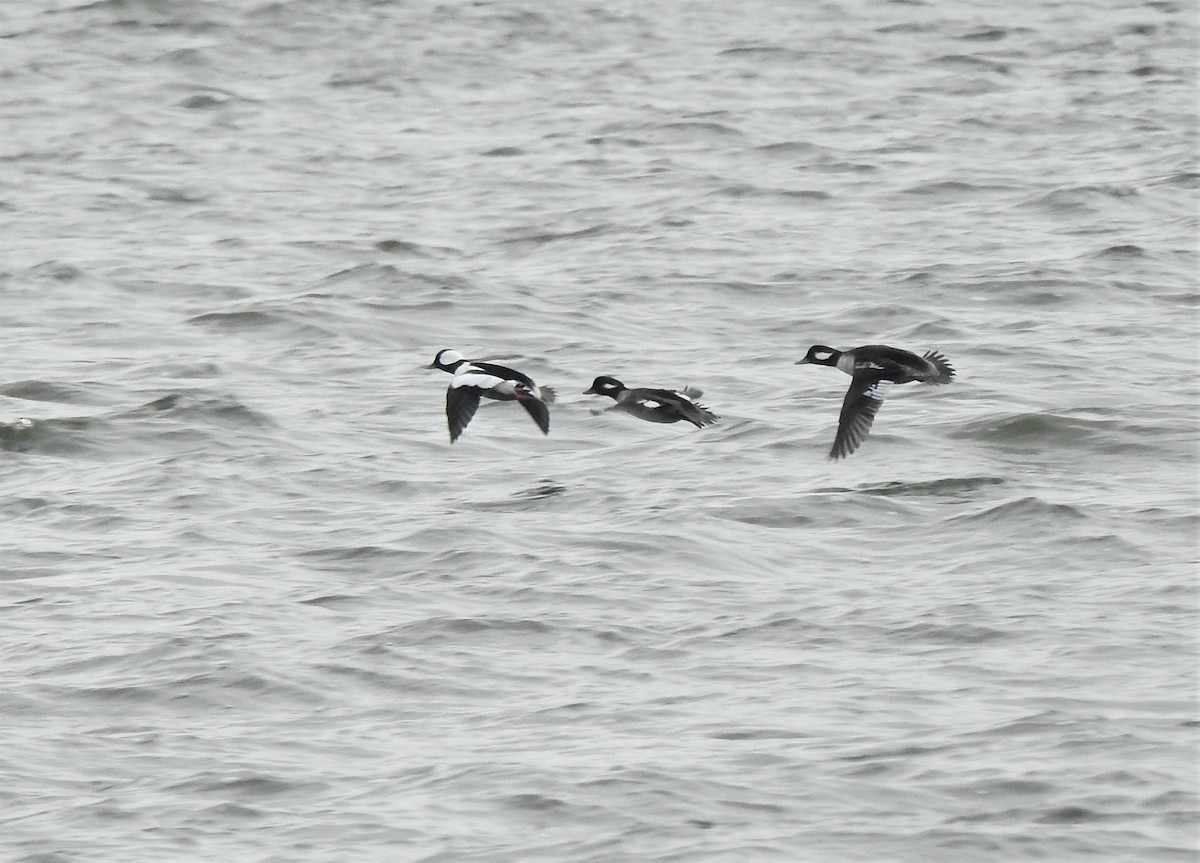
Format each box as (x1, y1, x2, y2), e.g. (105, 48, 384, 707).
(426, 344, 955, 459)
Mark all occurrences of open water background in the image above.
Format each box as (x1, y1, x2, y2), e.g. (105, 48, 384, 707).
(1, 0, 1197, 860)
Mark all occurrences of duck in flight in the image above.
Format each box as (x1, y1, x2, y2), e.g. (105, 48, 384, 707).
(426, 349, 555, 443)
(584, 376, 718, 428)
(796, 344, 954, 459)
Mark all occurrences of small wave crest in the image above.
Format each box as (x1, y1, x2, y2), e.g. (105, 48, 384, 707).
(953, 411, 1156, 454)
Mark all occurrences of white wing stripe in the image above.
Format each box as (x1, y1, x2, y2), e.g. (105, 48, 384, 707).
(451, 371, 507, 389)
(864, 380, 892, 400)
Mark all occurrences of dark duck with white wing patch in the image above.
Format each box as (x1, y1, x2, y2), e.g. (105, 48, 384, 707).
(796, 344, 954, 459)
(426, 349, 555, 443)
(584, 376, 718, 428)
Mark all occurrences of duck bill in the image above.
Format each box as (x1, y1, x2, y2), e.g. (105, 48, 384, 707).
(795, 358, 812, 365)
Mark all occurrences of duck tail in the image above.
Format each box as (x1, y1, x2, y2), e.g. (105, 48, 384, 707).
(922, 351, 955, 384)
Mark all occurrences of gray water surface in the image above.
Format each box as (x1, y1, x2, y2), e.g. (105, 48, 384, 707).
(2, 0, 1197, 860)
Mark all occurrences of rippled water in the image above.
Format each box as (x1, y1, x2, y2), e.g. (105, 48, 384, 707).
(2, 0, 1197, 860)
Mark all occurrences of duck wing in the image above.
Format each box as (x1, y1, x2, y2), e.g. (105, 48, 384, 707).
(617, 388, 718, 427)
(830, 374, 892, 459)
(683, 403, 719, 428)
(639, 387, 690, 404)
(446, 384, 483, 443)
(613, 388, 681, 422)
(652, 389, 718, 427)
(518, 393, 550, 435)
(467, 360, 536, 390)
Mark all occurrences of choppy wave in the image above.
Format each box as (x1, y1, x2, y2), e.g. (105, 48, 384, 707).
(1, 0, 1196, 861)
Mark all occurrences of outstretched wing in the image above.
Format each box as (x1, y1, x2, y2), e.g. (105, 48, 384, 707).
(685, 404, 719, 428)
(651, 388, 718, 428)
(518, 395, 550, 435)
(640, 387, 689, 404)
(446, 385, 482, 443)
(830, 374, 891, 459)
(468, 361, 535, 390)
